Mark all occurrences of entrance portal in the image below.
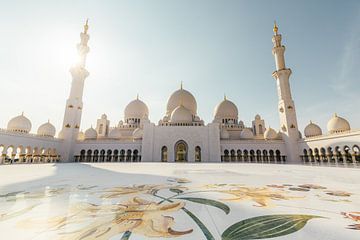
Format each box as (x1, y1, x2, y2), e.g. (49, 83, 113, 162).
(175, 140, 188, 162)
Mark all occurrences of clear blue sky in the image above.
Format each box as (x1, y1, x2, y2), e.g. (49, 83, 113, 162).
(0, 0, 359, 134)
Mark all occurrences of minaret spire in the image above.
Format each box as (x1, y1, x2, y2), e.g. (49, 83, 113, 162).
(271, 22, 300, 164)
(60, 21, 91, 162)
(84, 19, 89, 34)
(273, 21, 278, 35)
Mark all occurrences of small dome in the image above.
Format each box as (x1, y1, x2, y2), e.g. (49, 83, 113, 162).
(84, 126, 97, 139)
(255, 114, 261, 120)
(304, 121, 322, 138)
(133, 128, 144, 139)
(240, 128, 253, 139)
(77, 131, 85, 140)
(220, 128, 230, 139)
(214, 97, 238, 120)
(7, 113, 32, 133)
(166, 87, 197, 116)
(327, 113, 350, 134)
(264, 127, 277, 140)
(101, 113, 107, 119)
(124, 98, 149, 120)
(108, 128, 122, 139)
(37, 120, 56, 137)
(170, 105, 193, 123)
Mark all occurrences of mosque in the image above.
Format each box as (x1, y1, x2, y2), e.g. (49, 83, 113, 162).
(0, 21, 359, 165)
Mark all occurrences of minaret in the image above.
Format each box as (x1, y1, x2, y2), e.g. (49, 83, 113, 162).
(60, 20, 90, 161)
(271, 22, 300, 163)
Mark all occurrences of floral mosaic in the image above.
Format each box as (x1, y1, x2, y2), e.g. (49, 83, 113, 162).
(0, 177, 358, 239)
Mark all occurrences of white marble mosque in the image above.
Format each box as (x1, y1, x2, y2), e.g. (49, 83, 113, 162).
(0, 21, 359, 165)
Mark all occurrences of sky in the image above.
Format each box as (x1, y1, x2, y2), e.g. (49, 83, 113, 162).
(0, 0, 359, 135)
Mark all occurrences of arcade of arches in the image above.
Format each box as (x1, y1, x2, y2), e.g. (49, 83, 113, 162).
(75, 149, 141, 162)
(301, 145, 360, 165)
(221, 149, 286, 163)
(0, 144, 60, 164)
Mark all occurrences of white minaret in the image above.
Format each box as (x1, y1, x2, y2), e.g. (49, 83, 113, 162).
(60, 20, 90, 161)
(271, 22, 300, 163)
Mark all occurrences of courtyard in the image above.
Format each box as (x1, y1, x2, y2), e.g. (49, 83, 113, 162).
(0, 163, 359, 239)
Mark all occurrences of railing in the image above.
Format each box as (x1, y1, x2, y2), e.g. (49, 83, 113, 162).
(0, 155, 61, 164)
(221, 155, 286, 163)
(74, 155, 142, 163)
(300, 155, 360, 167)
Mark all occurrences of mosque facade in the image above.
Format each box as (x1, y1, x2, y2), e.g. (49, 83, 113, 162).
(0, 21, 359, 165)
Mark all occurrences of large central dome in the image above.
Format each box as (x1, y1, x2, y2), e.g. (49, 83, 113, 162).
(124, 97, 149, 120)
(166, 86, 197, 116)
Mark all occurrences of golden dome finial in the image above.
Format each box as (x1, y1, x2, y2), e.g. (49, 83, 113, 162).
(84, 18, 89, 34)
(180, 81, 183, 90)
(273, 21, 278, 35)
(137, 93, 139, 100)
(224, 94, 227, 101)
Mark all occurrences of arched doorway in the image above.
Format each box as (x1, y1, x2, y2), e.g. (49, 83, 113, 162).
(161, 146, 168, 162)
(174, 140, 188, 162)
(195, 146, 201, 162)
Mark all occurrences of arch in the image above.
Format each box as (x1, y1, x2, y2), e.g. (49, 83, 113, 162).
(263, 150, 268, 162)
(237, 150, 242, 162)
(230, 149, 236, 162)
(259, 124, 263, 134)
(249, 150, 255, 162)
(243, 150, 249, 162)
(86, 149, 92, 162)
(223, 149, 229, 162)
(120, 149, 125, 162)
(126, 149, 132, 162)
(93, 149, 99, 162)
(303, 149, 308, 163)
(314, 148, 320, 162)
(161, 146, 168, 162)
(133, 149, 139, 162)
(106, 149, 112, 162)
(80, 149, 86, 162)
(113, 149, 119, 162)
(100, 149, 105, 162)
(326, 147, 334, 164)
(334, 146, 343, 163)
(309, 148, 314, 162)
(353, 145, 360, 163)
(275, 150, 281, 162)
(174, 140, 188, 162)
(269, 150, 275, 162)
(320, 148, 326, 162)
(343, 145, 352, 163)
(256, 149, 262, 162)
(195, 146, 201, 162)
(32, 147, 39, 163)
(15, 146, 23, 163)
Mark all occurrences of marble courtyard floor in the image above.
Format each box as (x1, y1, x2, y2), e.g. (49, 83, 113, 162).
(0, 163, 359, 240)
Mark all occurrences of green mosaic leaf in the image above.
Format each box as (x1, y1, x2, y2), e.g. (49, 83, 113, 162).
(221, 214, 322, 240)
(182, 207, 215, 240)
(169, 188, 184, 194)
(176, 197, 230, 214)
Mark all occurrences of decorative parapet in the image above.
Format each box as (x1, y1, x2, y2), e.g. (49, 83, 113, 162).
(0, 128, 63, 142)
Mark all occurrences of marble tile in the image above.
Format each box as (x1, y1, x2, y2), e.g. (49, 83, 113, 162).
(0, 163, 359, 239)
